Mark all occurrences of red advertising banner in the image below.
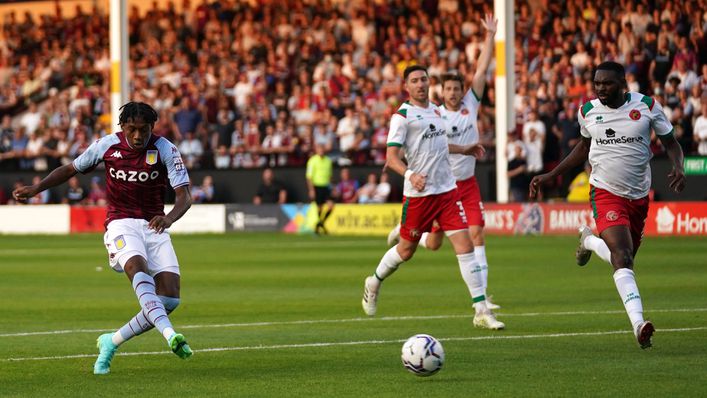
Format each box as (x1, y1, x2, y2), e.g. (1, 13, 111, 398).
(70, 206, 107, 233)
(483, 202, 706, 236)
(645, 202, 707, 236)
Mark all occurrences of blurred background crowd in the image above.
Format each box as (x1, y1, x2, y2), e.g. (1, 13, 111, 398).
(0, 0, 705, 203)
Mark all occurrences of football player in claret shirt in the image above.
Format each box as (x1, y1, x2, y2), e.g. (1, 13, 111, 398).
(530, 62, 686, 349)
(13, 102, 194, 373)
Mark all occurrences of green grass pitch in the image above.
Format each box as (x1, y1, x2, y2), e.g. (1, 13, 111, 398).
(0, 233, 705, 397)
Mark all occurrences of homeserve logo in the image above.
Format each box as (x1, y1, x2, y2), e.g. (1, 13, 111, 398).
(446, 124, 473, 139)
(422, 124, 446, 139)
(595, 128, 645, 146)
(655, 206, 675, 234)
(655, 206, 707, 234)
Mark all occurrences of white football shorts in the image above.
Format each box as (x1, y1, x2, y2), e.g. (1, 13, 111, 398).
(103, 218, 180, 276)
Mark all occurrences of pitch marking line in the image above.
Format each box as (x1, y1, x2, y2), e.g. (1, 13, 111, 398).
(2, 326, 706, 362)
(2, 307, 707, 338)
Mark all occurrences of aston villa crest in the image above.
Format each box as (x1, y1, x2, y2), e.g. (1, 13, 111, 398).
(146, 150, 158, 165)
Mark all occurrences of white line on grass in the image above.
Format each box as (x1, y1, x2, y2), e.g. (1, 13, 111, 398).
(3, 326, 706, 362)
(2, 307, 707, 338)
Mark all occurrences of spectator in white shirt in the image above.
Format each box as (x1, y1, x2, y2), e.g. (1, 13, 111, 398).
(694, 103, 707, 156)
(178, 131, 204, 169)
(521, 111, 545, 174)
(19, 102, 42, 136)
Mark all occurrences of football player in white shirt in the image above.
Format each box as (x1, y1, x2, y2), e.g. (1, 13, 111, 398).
(530, 62, 686, 349)
(387, 14, 502, 318)
(361, 65, 503, 329)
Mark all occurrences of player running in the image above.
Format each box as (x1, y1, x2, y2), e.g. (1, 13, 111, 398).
(387, 14, 501, 314)
(13, 102, 194, 373)
(361, 64, 503, 329)
(530, 62, 686, 348)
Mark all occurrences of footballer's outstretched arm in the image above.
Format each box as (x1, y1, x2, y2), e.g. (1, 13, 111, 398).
(529, 136, 591, 198)
(658, 132, 686, 193)
(12, 163, 78, 201)
(149, 185, 192, 233)
(471, 14, 497, 98)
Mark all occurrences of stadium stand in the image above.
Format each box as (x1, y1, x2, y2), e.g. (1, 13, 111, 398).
(0, 0, 705, 201)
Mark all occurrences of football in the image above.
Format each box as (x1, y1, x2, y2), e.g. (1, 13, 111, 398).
(401, 334, 445, 376)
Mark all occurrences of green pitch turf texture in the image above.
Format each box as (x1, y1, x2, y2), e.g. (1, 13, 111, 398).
(0, 233, 705, 397)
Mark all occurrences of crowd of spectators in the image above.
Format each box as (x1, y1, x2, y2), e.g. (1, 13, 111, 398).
(0, 0, 705, 199)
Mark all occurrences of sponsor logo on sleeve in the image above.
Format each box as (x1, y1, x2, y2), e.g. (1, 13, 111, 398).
(173, 156, 185, 171)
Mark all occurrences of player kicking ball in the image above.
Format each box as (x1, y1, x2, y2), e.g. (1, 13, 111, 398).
(361, 65, 503, 330)
(530, 62, 686, 348)
(388, 14, 501, 316)
(13, 102, 194, 373)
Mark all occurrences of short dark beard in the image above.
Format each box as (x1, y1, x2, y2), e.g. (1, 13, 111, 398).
(600, 93, 625, 109)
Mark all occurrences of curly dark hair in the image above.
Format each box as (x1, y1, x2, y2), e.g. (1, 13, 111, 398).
(118, 101, 159, 126)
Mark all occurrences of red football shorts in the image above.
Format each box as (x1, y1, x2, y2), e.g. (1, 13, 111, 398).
(400, 189, 468, 242)
(455, 176, 485, 227)
(590, 186, 649, 251)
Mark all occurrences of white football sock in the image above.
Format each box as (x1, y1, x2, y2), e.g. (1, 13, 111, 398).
(584, 235, 612, 264)
(113, 296, 180, 346)
(456, 252, 487, 313)
(372, 245, 404, 288)
(475, 245, 488, 290)
(613, 268, 645, 332)
(418, 232, 430, 249)
(132, 272, 175, 341)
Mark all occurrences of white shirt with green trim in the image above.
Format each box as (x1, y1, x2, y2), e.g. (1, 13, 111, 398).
(387, 101, 456, 197)
(578, 92, 673, 199)
(441, 89, 482, 181)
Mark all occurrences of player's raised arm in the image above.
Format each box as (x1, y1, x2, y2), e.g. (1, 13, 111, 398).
(12, 163, 78, 201)
(470, 14, 497, 98)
